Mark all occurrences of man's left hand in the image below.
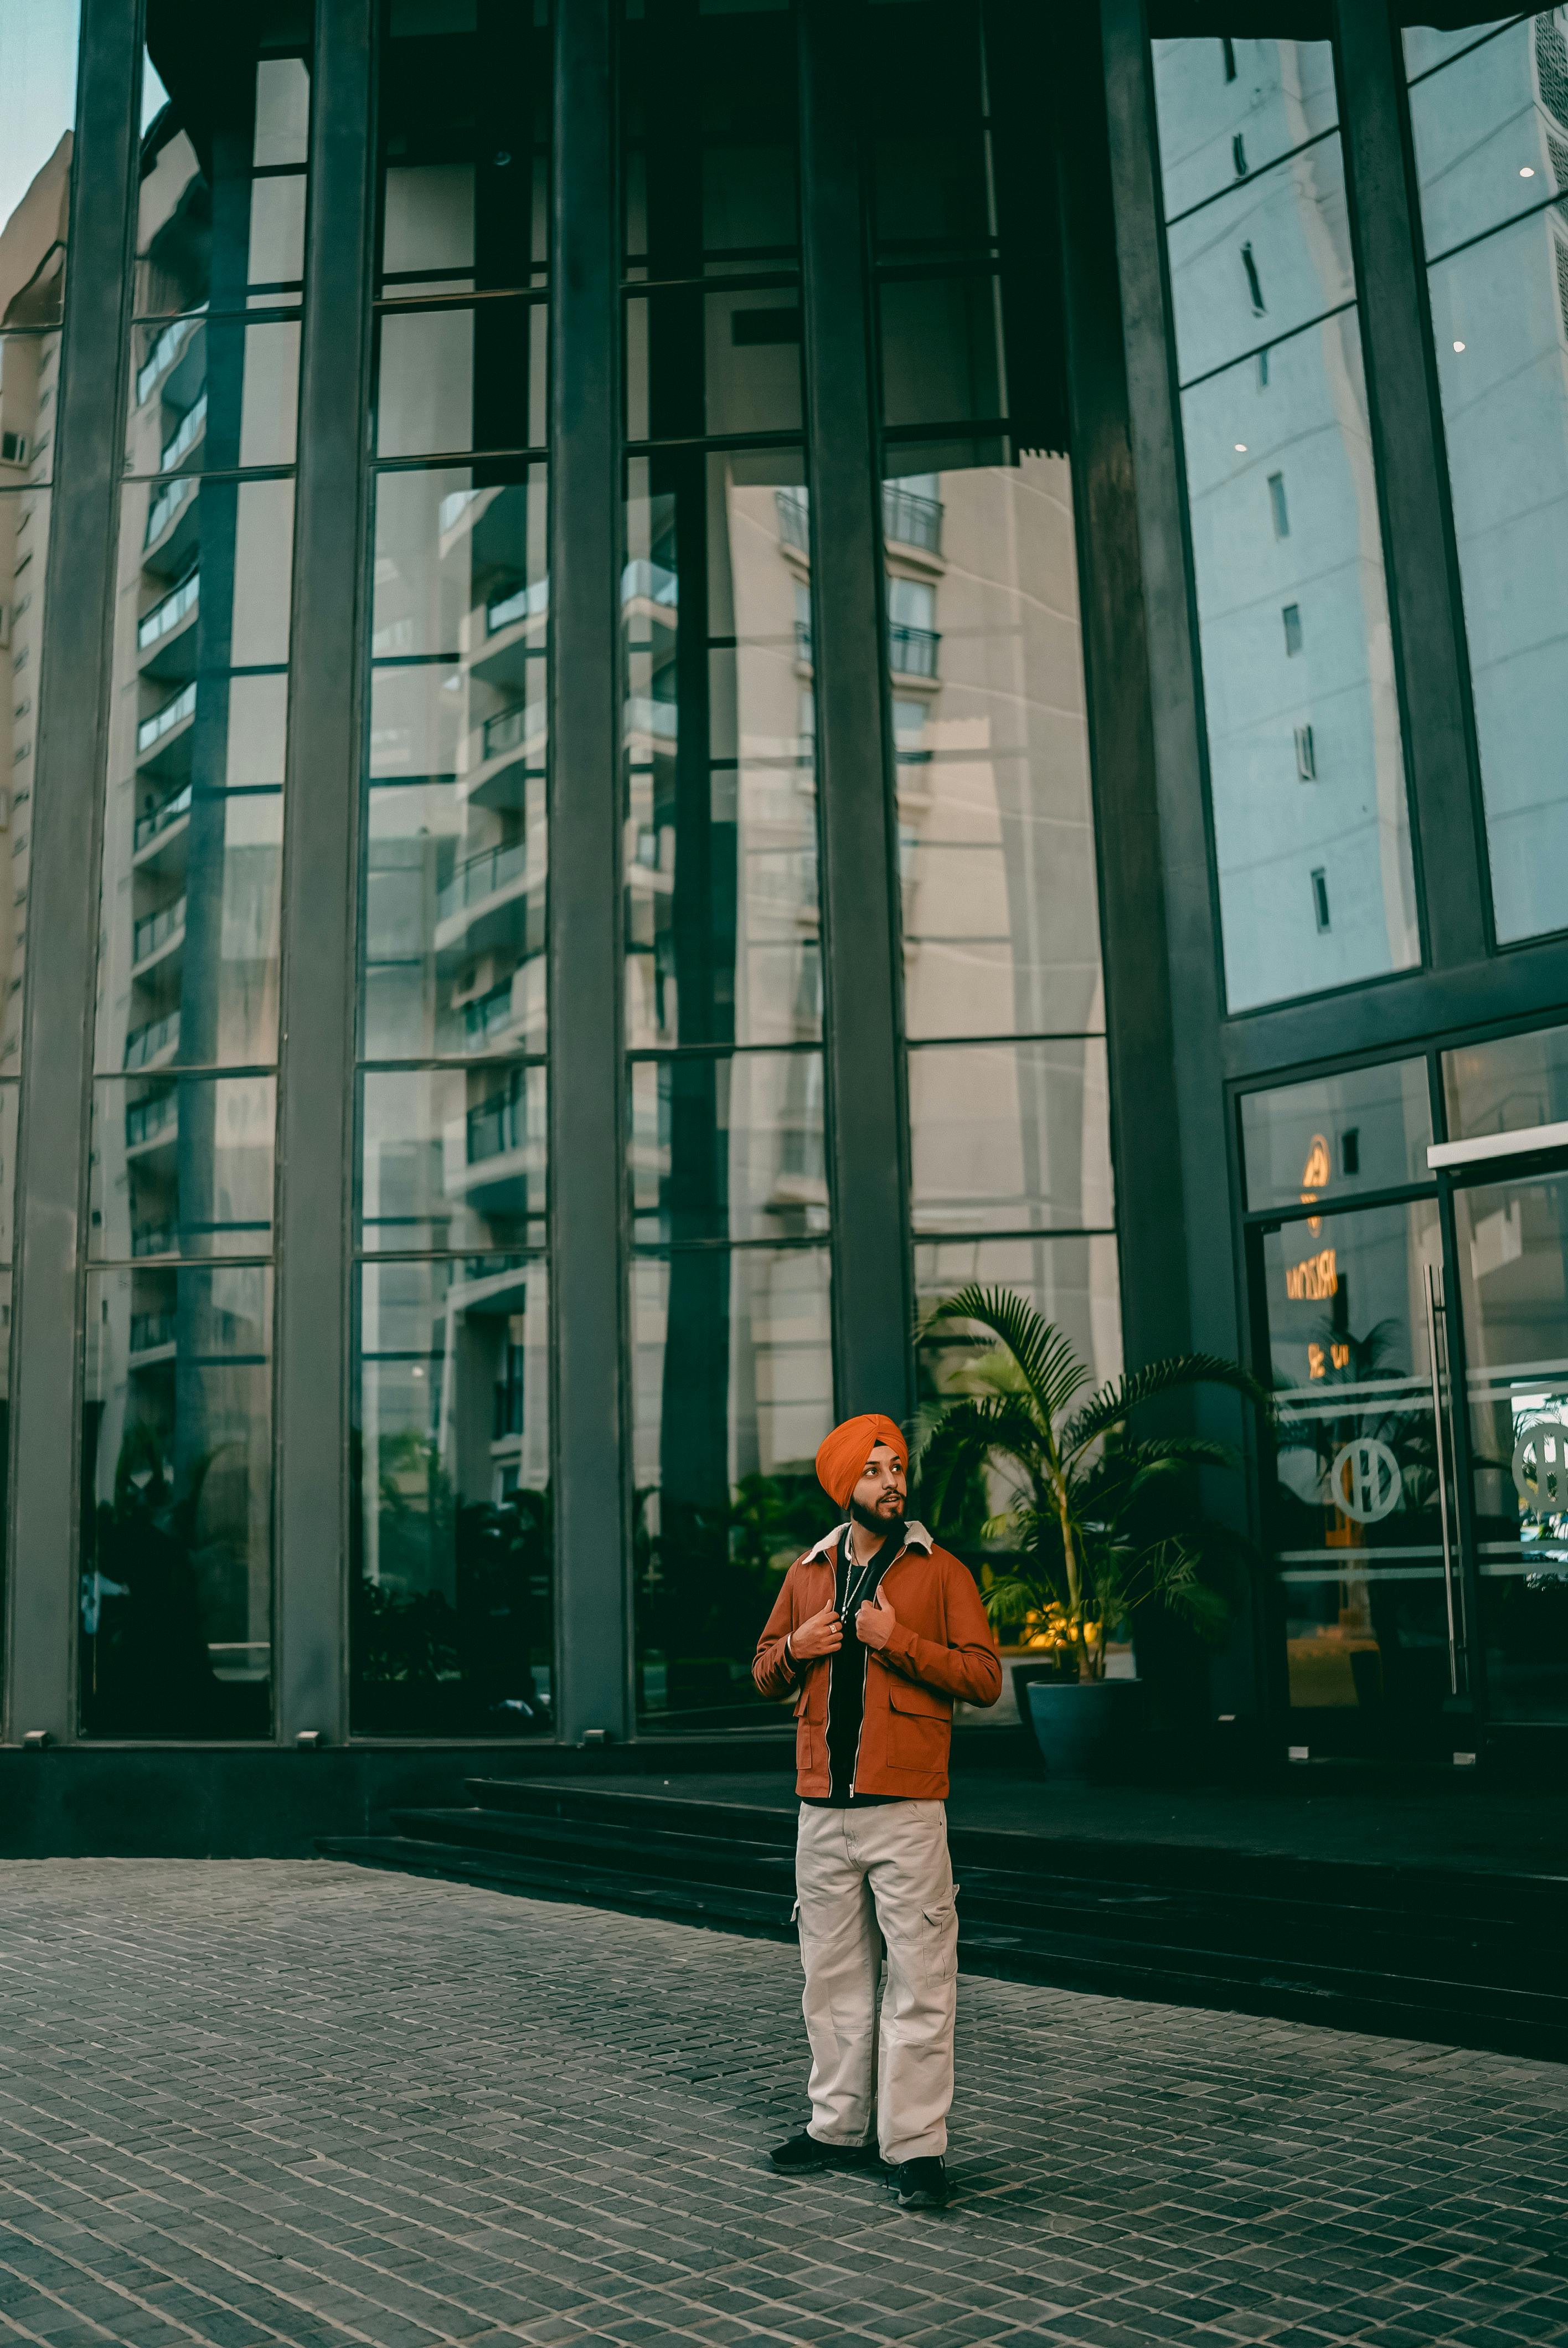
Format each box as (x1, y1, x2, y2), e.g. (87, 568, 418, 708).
(856, 1590, 896, 1650)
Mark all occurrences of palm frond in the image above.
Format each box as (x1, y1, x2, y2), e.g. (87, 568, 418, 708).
(911, 1393, 1050, 1523)
(922, 1284, 1090, 1436)
(1061, 1352, 1276, 1462)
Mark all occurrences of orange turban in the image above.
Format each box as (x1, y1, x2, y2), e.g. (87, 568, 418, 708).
(814, 1413, 907, 1509)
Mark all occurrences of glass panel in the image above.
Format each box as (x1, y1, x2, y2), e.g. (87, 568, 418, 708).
(879, 274, 1003, 432)
(352, 1253, 552, 1737)
(1258, 1198, 1454, 1727)
(633, 1243, 833, 1729)
(0, 1078, 15, 1260)
(883, 452, 1102, 1041)
(1154, 37, 1417, 1012)
(1178, 318, 1417, 1008)
(90, 1074, 276, 1261)
(909, 1039, 1112, 1237)
(630, 1050, 826, 1246)
(623, 449, 819, 1051)
(375, 302, 546, 459)
(80, 1261, 273, 1738)
(137, 19, 311, 315)
(363, 461, 548, 1062)
(870, 0, 994, 260)
(361, 1065, 545, 1253)
(377, 0, 551, 296)
(128, 315, 301, 477)
(622, 0, 799, 276)
(98, 478, 291, 1072)
(914, 1233, 1123, 1401)
(0, 485, 49, 1072)
(1453, 1165, 1568, 1719)
(1443, 1021, 1568, 1145)
(1240, 1058, 1435, 1213)
(626, 285, 803, 443)
(1, 3, 75, 490)
(1404, 17, 1568, 942)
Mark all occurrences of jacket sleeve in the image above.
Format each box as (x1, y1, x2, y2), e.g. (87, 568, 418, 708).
(880, 1552, 1003, 1707)
(752, 1562, 802, 1700)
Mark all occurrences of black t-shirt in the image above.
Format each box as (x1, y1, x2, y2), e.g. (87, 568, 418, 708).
(802, 1523, 903, 1809)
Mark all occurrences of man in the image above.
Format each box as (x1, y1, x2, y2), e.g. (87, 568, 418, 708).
(753, 1412, 1002, 2210)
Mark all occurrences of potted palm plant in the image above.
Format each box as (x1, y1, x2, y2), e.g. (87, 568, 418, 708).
(912, 1285, 1273, 1778)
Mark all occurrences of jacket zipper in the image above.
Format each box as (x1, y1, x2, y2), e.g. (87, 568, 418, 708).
(849, 1533, 907, 1797)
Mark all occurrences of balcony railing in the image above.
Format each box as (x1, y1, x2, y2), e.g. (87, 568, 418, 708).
(464, 978, 516, 1046)
(619, 557, 678, 607)
(486, 577, 548, 634)
(136, 307, 203, 407)
(132, 895, 186, 965)
(131, 1220, 177, 1258)
(794, 619, 812, 663)
(467, 1079, 534, 1167)
(125, 1091, 177, 1149)
(134, 781, 192, 852)
(124, 1010, 179, 1070)
(889, 623, 938, 679)
(481, 701, 544, 762)
(439, 841, 528, 925)
(138, 569, 198, 650)
(130, 1309, 177, 1354)
(160, 389, 207, 473)
(776, 486, 809, 553)
(138, 681, 195, 755)
(145, 471, 194, 548)
(882, 484, 943, 554)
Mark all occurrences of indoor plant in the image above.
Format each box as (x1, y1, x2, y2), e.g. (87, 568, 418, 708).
(912, 1284, 1273, 1775)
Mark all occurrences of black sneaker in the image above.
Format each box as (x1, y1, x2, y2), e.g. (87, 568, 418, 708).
(886, 2155, 948, 2209)
(768, 2130, 871, 2174)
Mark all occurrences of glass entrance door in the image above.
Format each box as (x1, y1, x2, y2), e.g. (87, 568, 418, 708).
(1257, 1197, 1465, 1748)
(1452, 1158, 1568, 1721)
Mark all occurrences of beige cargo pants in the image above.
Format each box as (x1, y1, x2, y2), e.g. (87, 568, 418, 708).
(793, 1799, 958, 2164)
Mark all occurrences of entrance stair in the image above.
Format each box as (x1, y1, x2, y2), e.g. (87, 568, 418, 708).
(321, 1774, 1568, 2064)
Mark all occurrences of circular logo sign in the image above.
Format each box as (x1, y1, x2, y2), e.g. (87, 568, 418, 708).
(1512, 1419, 1568, 1517)
(1328, 1437, 1403, 1525)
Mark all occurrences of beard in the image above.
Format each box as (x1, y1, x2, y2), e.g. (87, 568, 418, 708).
(849, 1496, 904, 1540)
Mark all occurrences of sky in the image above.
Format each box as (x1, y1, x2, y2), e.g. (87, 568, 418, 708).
(0, 4, 169, 244)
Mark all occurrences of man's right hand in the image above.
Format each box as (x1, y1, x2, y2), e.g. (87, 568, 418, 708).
(790, 1602, 842, 1660)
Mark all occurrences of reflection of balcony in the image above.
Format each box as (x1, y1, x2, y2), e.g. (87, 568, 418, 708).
(134, 781, 192, 854)
(125, 1010, 179, 1070)
(624, 694, 678, 742)
(130, 1309, 177, 1356)
(485, 578, 548, 635)
(793, 619, 812, 663)
(145, 472, 195, 549)
(620, 558, 678, 608)
(882, 485, 943, 554)
(131, 1220, 177, 1258)
(132, 894, 186, 971)
(160, 390, 207, 472)
(467, 1089, 532, 1167)
(889, 624, 938, 679)
(481, 701, 544, 763)
(137, 308, 203, 406)
(125, 1091, 177, 1150)
(138, 569, 199, 651)
(138, 680, 195, 756)
(439, 842, 527, 927)
(776, 487, 809, 554)
(464, 976, 517, 1048)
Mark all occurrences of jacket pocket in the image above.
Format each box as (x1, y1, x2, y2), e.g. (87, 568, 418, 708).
(885, 1678, 952, 1718)
(884, 1675, 951, 1773)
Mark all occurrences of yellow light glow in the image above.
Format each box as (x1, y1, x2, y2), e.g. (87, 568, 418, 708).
(1285, 1247, 1338, 1303)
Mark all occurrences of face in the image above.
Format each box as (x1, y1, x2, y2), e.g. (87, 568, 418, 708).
(851, 1443, 906, 1521)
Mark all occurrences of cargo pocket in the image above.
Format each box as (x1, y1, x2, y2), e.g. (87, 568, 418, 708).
(921, 1900, 957, 1987)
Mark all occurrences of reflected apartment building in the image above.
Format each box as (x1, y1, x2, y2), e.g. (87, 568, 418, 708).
(8, 1, 1568, 1842)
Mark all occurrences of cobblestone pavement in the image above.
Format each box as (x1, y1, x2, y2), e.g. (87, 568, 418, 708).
(2, 1865, 1567, 2348)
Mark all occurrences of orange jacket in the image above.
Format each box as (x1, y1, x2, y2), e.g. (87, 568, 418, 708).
(753, 1522, 1003, 1799)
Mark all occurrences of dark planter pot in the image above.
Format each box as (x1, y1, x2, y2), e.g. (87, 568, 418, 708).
(1025, 1677, 1147, 1780)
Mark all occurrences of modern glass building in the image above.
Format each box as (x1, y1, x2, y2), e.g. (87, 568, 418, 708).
(4, 0, 1568, 1842)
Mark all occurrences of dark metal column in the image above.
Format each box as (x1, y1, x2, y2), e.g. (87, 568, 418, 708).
(549, 0, 630, 1743)
(5, 0, 140, 1744)
(798, 0, 913, 1426)
(1334, 0, 1489, 970)
(274, 0, 375, 1745)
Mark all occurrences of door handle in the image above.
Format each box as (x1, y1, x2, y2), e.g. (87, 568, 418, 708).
(1423, 1260, 1461, 1697)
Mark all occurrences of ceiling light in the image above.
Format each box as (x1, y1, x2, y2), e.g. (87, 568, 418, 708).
(1453, 339, 1466, 352)
(1521, 165, 1536, 177)
(1234, 441, 1247, 452)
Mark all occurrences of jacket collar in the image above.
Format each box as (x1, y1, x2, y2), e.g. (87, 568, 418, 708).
(802, 1520, 933, 1566)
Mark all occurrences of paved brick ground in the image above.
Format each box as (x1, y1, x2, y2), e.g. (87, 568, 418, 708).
(2, 1865, 1567, 2348)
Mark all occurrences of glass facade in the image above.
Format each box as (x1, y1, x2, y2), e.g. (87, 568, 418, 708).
(7, 0, 1568, 1782)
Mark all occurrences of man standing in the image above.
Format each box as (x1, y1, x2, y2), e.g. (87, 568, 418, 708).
(753, 1412, 1002, 2210)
